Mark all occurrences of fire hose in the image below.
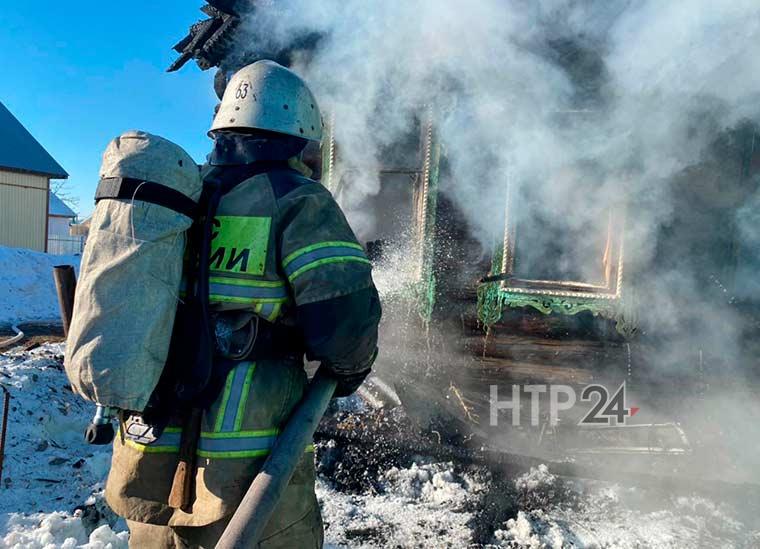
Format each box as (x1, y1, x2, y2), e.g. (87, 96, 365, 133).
(0, 385, 10, 487)
(215, 373, 337, 549)
(0, 325, 24, 349)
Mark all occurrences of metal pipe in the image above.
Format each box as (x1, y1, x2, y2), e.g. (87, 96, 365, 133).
(53, 265, 77, 336)
(215, 373, 337, 549)
(0, 385, 10, 487)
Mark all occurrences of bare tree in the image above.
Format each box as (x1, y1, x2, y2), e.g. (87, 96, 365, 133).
(50, 179, 80, 220)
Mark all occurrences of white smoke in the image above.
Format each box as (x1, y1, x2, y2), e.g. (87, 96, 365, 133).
(234, 0, 760, 354)
(240, 0, 758, 250)
(231, 0, 760, 482)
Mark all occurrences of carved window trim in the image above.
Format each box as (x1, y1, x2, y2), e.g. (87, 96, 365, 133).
(498, 174, 626, 302)
(321, 110, 440, 288)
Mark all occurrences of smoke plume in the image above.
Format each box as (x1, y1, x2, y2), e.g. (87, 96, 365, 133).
(233, 0, 760, 477)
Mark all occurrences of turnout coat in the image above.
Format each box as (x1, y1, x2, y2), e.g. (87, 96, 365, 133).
(105, 164, 378, 543)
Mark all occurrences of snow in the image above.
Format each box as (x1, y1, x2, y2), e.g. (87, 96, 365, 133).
(318, 462, 481, 548)
(318, 451, 760, 548)
(1, 515, 127, 549)
(491, 466, 758, 548)
(0, 344, 126, 549)
(48, 193, 77, 218)
(0, 246, 80, 326)
(0, 249, 758, 547)
(1, 342, 759, 548)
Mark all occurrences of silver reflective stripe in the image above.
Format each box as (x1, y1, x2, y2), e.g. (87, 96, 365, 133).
(208, 282, 288, 300)
(259, 303, 275, 319)
(198, 434, 278, 453)
(283, 246, 367, 278)
(216, 363, 255, 432)
(152, 430, 182, 447)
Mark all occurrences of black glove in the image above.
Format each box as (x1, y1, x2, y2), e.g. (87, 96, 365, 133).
(296, 287, 381, 398)
(322, 346, 377, 397)
(324, 366, 372, 398)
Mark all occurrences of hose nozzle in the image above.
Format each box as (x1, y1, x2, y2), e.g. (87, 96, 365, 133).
(84, 404, 116, 445)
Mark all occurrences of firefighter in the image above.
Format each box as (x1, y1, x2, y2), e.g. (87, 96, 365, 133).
(105, 60, 381, 548)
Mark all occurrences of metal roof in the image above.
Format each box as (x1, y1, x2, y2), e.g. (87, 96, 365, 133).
(0, 101, 68, 178)
(48, 192, 76, 218)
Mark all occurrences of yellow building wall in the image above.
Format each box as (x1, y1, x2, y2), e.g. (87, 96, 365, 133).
(0, 170, 49, 252)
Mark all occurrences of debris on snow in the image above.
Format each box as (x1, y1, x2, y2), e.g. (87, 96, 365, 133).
(317, 463, 481, 548)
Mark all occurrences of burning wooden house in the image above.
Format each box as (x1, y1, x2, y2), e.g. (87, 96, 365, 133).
(171, 2, 760, 472)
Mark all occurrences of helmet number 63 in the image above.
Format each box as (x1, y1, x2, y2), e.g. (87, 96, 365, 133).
(235, 81, 250, 100)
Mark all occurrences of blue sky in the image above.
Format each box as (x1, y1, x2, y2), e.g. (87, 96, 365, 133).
(0, 2, 218, 217)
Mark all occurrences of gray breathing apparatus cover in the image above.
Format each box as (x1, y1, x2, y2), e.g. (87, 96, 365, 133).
(64, 131, 202, 411)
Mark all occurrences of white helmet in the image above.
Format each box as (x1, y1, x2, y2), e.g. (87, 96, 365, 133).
(209, 60, 323, 142)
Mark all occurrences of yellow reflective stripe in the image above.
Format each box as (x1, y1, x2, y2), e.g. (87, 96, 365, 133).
(197, 443, 315, 460)
(233, 365, 256, 432)
(118, 424, 315, 459)
(209, 294, 289, 305)
(209, 276, 285, 288)
(282, 241, 364, 267)
(209, 278, 288, 302)
(288, 256, 371, 282)
(200, 428, 279, 439)
(254, 302, 282, 322)
(124, 439, 180, 454)
(118, 426, 183, 454)
(266, 303, 282, 322)
(199, 431, 276, 454)
(214, 371, 236, 432)
(197, 449, 270, 459)
(123, 438, 315, 458)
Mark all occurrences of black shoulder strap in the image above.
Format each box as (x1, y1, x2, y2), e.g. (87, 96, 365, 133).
(95, 177, 198, 219)
(169, 161, 288, 405)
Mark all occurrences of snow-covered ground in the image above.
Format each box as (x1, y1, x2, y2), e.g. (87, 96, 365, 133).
(1, 343, 759, 548)
(1, 247, 758, 547)
(489, 465, 759, 548)
(0, 246, 80, 327)
(318, 461, 482, 548)
(318, 457, 760, 548)
(0, 344, 127, 548)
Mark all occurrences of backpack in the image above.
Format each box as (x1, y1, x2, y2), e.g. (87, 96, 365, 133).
(65, 131, 280, 426)
(64, 131, 205, 413)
